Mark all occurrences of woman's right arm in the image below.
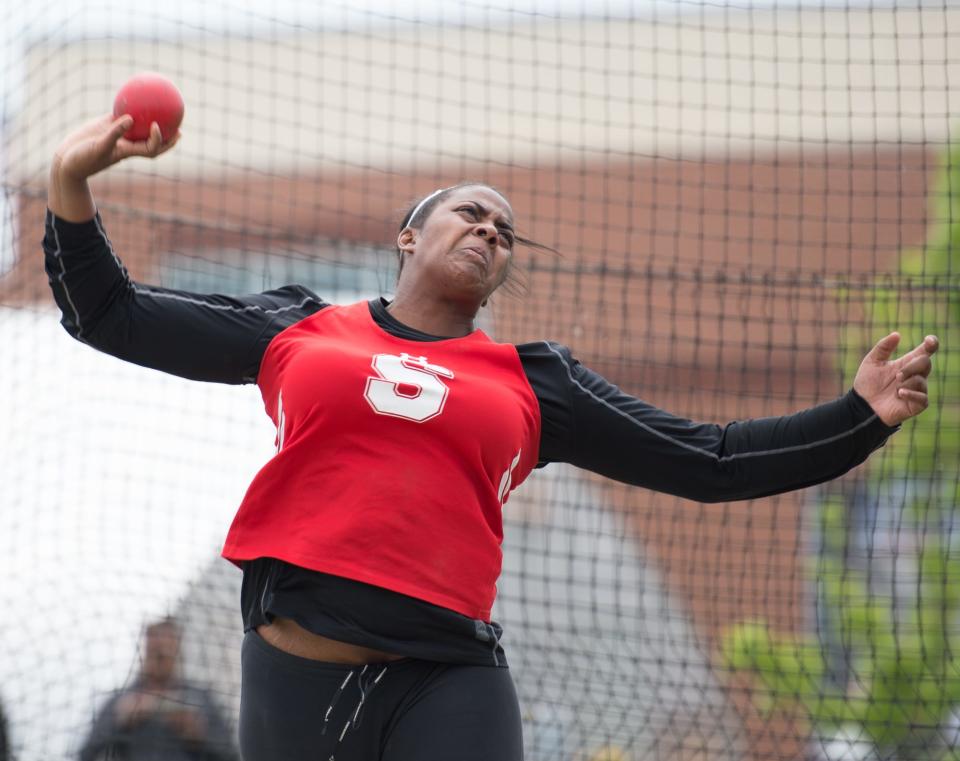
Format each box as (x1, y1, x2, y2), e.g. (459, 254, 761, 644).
(46, 115, 326, 383)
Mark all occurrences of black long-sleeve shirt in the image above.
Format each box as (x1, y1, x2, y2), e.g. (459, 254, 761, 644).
(44, 210, 897, 666)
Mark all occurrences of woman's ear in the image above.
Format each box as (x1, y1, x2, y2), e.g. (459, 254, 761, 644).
(397, 227, 417, 254)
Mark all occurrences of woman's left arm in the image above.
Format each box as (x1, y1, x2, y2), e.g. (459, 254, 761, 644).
(524, 333, 938, 503)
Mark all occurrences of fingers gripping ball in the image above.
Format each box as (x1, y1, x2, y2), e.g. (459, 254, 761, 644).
(113, 73, 184, 142)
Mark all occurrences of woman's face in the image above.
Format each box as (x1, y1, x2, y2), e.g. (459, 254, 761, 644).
(397, 185, 515, 305)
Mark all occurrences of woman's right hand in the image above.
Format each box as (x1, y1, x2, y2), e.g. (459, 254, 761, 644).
(49, 114, 179, 221)
(54, 113, 178, 181)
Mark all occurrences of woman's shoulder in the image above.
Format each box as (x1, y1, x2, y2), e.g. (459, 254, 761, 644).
(512, 341, 581, 398)
(514, 340, 577, 373)
(248, 283, 328, 312)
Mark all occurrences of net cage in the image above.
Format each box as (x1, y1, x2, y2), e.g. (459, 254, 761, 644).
(0, 2, 958, 760)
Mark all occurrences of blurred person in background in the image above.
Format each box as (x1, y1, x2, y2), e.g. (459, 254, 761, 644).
(0, 693, 11, 761)
(78, 617, 238, 761)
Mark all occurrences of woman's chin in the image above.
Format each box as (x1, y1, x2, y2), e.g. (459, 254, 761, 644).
(443, 266, 490, 301)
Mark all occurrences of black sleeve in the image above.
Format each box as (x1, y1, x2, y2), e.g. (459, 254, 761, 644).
(188, 687, 239, 761)
(0, 699, 9, 761)
(43, 210, 327, 384)
(77, 693, 124, 761)
(517, 341, 899, 503)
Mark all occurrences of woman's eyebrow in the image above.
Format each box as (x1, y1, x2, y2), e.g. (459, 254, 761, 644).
(470, 201, 515, 231)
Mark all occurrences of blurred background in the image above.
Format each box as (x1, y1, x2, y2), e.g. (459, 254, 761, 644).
(0, 1, 957, 759)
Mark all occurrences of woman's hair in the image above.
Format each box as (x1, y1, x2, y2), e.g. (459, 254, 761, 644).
(395, 182, 556, 297)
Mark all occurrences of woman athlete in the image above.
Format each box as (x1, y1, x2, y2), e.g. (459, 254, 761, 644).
(46, 115, 939, 761)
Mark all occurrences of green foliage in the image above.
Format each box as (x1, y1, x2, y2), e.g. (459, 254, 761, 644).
(722, 498, 960, 756)
(837, 141, 959, 479)
(722, 142, 960, 759)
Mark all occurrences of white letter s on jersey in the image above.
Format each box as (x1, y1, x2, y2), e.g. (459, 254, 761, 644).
(364, 353, 454, 422)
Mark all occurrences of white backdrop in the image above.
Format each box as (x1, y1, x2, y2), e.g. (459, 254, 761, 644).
(0, 305, 274, 759)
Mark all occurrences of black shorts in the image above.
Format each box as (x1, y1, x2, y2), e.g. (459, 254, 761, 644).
(239, 631, 524, 761)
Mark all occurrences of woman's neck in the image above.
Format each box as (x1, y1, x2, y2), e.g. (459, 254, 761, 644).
(385, 293, 478, 338)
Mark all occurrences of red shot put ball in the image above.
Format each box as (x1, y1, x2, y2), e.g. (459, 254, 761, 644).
(113, 73, 184, 142)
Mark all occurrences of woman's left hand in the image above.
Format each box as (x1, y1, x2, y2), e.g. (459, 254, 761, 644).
(853, 332, 939, 427)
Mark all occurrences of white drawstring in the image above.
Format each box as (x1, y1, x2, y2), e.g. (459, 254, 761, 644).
(326, 664, 390, 761)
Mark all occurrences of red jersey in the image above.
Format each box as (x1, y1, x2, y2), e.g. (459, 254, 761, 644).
(222, 301, 542, 620)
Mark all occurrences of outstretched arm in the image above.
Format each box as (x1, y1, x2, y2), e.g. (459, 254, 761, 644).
(525, 337, 937, 503)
